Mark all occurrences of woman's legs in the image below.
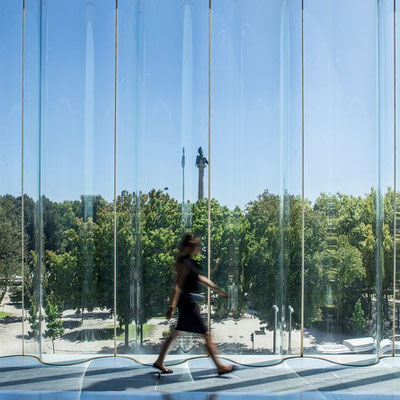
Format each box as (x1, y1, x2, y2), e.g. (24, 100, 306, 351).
(204, 331, 233, 373)
(154, 329, 180, 371)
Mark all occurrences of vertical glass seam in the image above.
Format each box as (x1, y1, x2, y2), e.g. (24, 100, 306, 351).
(207, 0, 212, 334)
(394, 0, 397, 358)
(376, 0, 383, 360)
(113, 0, 119, 357)
(279, 0, 287, 358)
(21, 0, 26, 356)
(300, 0, 305, 358)
(38, 0, 44, 358)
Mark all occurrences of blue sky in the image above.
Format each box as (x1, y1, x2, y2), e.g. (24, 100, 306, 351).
(0, 0, 396, 209)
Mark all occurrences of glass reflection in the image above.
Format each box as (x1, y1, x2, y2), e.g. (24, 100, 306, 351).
(24, 0, 42, 358)
(279, 0, 302, 358)
(37, 0, 115, 359)
(0, 0, 397, 366)
(211, 0, 301, 364)
(0, 0, 23, 357)
(117, 0, 208, 359)
(396, 0, 400, 358)
(378, 0, 395, 357)
(304, 0, 385, 364)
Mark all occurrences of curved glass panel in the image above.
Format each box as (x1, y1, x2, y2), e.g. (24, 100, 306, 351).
(24, 0, 42, 358)
(211, 0, 301, 365)
(280, 0, 303, 359)
(396, 0, 400, 358)
(117, 0, 208, 361)
(378, 0, 396, 358)
(303, 0, 383, 365)
(38, 0, 115, 361)
(0, 0, 23, 357)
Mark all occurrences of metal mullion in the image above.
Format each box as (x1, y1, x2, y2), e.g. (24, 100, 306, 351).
(393, 0, 397, 358)
(300, 0, 305, 358)
(207, 0, 212, 334)
(21, 0, 26, 356)
(113, 0, 119, 357)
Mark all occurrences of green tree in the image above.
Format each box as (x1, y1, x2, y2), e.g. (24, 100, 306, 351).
(141, 190, 181, 324)
(95, 202, 114, 313)
(283, 195, 303, 328)
(44, 300, 64, 354)
(212, 206, 246, 319)
(382, 189, 394, 325)
(50, 215, 97, 317)
(4, 184, 391, 351)
(45, 250, 76, 309)
(28, 302, 39, 339)
(351, 299, 365, 336)
(243, 191, 280, 325)
(0, 195, 24, 304)
(42, 196, 64, 252)
(116, 191, 137, 348)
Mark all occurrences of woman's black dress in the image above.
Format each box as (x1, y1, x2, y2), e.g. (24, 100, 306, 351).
(175, 257, 207, 334)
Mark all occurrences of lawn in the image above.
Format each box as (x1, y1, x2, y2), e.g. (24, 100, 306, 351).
(106, 324, 155, 341)
(0, 312, 12, 319)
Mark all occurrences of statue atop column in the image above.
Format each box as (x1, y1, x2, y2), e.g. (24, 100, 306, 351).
(195, 147, 208, 200)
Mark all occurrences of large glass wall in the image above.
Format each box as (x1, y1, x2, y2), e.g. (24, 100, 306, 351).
(0, 0, 399, 366)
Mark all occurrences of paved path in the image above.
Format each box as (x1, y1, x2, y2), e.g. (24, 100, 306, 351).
(0, 355, 400, 399)
(0, 298, 311, 356)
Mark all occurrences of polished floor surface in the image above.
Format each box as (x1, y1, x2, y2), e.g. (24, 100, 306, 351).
(0, 355, 400, 399)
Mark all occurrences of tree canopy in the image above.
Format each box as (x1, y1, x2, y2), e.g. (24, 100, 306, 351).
(0, 186, 394, 348)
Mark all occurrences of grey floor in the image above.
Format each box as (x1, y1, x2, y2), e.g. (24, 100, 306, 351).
(0, 355, 400, 399)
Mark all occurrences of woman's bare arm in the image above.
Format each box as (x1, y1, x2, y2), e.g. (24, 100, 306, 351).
(168, 285, 181, 309)
(198, 275, 228, 298)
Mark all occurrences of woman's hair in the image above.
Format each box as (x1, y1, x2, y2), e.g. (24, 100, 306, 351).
(176, 233, 200, 262)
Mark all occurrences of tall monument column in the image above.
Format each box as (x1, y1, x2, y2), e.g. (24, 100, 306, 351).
(195, 147, 208, 200)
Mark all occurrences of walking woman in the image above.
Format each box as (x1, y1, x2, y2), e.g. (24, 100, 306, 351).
(153, 233, 234, 375)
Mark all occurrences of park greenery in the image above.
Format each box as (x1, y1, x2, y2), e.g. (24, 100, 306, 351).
(0, 187, 396, 350)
